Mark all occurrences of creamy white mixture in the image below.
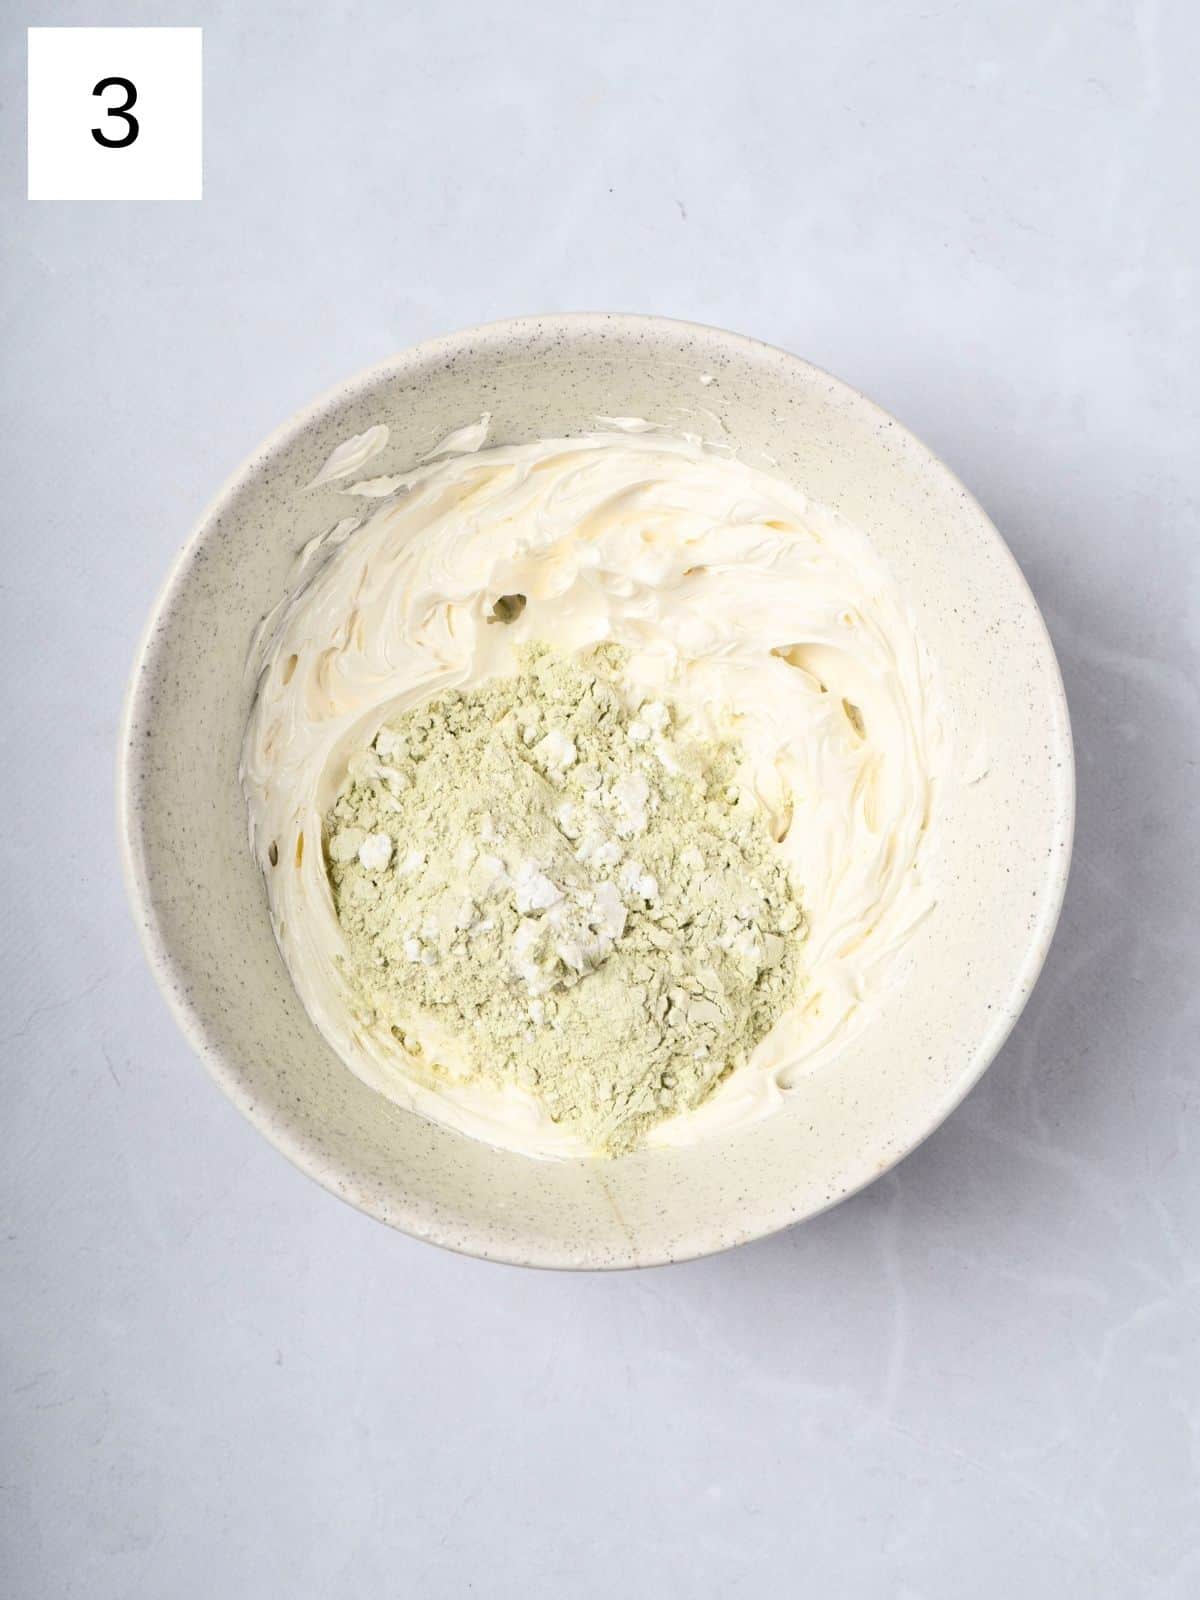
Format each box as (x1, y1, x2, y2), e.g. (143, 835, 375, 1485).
(241, 424, 946, 1157)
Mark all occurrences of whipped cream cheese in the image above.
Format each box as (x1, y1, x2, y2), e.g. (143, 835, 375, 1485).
(241, 427, 947, 1157)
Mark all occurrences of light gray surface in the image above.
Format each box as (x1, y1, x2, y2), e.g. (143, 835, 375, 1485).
(2, 1, 1196, 1594)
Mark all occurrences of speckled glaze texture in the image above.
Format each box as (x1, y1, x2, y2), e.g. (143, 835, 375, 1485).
(118, 315, 1074, 1268)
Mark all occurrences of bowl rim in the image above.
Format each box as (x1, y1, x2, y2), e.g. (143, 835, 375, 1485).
(117, 311, 1076, 1270)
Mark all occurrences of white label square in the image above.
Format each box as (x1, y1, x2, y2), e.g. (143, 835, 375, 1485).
(28, 27, 202, 201)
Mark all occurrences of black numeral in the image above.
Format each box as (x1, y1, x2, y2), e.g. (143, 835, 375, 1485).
(91, 77, 139, 149)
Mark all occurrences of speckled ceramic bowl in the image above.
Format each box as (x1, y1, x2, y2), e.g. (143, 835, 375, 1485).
(119, 315, 1073, 1268)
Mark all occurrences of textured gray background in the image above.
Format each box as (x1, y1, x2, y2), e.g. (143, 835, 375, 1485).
(3, 2, 1198, 1595)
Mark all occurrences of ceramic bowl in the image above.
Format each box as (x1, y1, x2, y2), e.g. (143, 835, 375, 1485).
(119, 315, 1073, 1268)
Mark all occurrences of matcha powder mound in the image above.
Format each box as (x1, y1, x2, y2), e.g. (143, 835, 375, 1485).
(324, 644, 807, 1155)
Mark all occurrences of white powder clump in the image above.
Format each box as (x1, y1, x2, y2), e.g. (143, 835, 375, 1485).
(356, 832, 393, 872)
(324, 643, 806, 1156)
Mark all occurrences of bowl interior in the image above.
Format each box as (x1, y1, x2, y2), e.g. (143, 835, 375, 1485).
(121, 316, 1073, 1267)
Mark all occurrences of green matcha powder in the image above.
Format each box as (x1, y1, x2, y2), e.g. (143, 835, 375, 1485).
(324, 644, 806, 1155)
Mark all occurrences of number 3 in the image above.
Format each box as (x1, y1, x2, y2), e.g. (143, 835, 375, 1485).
(91, 77, 139, 148)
